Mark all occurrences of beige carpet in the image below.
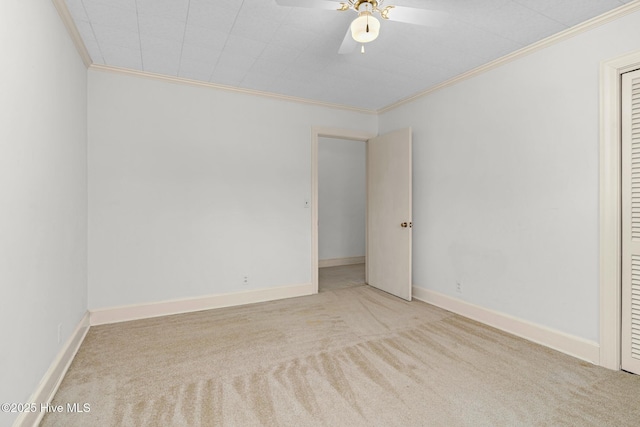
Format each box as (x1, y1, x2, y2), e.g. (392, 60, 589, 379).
(42, 281, 640, 426)
(319, 264, 366, 292)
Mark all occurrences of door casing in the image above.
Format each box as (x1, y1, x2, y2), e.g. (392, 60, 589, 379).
(600, 50, 640, 370)
(311, 127, 375, 294)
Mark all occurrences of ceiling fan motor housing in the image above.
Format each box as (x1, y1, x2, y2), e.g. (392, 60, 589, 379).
(353, 0, 379, 12)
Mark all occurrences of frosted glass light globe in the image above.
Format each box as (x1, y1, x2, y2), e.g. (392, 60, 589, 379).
(350, 12, 380, 43)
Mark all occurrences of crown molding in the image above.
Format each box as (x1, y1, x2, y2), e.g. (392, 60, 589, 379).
(51, 0, 92, 68)
(88, 64, 378, 115)
(54, 0, 640, 116)
(378, 0, 640, 114)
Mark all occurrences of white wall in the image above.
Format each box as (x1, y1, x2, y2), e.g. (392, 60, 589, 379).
(0, 1, 88, 425)
(380, 11, 640, 343)
(88, 70, 377, 309)
(318, 138, 366, 261)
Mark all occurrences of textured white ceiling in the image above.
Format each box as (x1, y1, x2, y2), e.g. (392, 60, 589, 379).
(65, 0, 633, 110)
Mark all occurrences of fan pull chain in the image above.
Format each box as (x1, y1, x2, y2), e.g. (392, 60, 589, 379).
(363, 8, 369, 53)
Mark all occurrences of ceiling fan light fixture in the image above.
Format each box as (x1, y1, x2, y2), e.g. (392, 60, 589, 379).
(350, 12, 380, 43)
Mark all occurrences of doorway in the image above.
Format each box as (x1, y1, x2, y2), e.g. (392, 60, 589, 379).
(311, 126, 413, 300)
(317, 137, 367, 292)
(599, 51, 640, 370)
(311, 127, 375, 293)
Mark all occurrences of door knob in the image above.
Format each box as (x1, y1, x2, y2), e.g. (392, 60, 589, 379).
(401, 222, 408, 228)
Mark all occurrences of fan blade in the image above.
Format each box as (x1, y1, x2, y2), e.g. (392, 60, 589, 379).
(381, 6, 447, 26)
(275, 0, 347, 11)
(338, 27, 357, 54)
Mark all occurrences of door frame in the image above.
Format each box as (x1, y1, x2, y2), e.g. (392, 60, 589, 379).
(311, 127, 375, 294)
(599, 50, 640, 370)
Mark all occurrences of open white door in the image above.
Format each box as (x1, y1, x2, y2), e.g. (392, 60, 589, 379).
(366, 128, 412, 300)
(622, 69, 640, 374)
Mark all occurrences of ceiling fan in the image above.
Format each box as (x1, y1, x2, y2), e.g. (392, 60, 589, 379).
(275, 0, 446, 54)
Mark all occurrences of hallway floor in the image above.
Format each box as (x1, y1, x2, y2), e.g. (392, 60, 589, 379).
(318, 263, 365, 293)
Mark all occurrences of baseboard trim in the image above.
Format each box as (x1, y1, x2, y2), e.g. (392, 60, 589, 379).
(90, 283, 315, 326)
(318, 256, 365, 268)
(14, 312, 90, 427)
(412, 287, 600, 365)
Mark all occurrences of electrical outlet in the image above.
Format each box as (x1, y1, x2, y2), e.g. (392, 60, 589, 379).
(243, 275, 249, 285)
(57, 323, 62, 344)
(456, 282, 462, 293)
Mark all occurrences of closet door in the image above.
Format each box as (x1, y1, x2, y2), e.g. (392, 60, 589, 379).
(622, 68, 640, 374)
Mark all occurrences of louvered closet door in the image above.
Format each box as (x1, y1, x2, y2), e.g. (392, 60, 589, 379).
(622, 68, 640, 374)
